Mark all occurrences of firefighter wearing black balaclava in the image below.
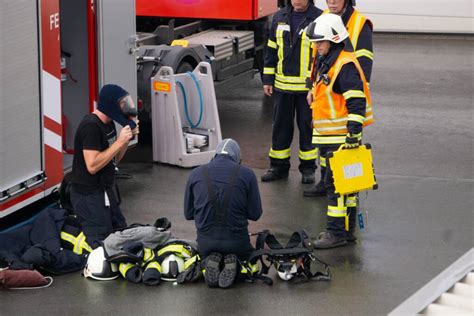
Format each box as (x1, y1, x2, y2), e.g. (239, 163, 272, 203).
(261, 0, 322, 184)
(306, 14, 374, 248)
(70, 84, 139, 248)
(304, 0, 373, 198)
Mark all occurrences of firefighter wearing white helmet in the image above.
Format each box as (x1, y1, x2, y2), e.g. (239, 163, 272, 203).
(305, 13, 374, 249)
(304, 0, 373, 202)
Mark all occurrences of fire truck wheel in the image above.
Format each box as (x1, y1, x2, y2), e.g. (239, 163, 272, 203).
(176, 61, 194, 74)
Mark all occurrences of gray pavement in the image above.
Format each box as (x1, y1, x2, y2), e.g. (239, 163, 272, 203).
(1, 34, 473, 315)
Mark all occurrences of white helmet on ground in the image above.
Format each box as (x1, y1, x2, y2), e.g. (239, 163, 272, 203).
(160, 254, 185, 281)
(276, 262, 298, 281)
(83, 246, 119, 281)
(306, 13, 349, 43)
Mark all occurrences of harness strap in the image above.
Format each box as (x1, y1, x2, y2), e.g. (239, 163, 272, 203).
(286, 229, 314, 250)
(249, 230, 332, 282)
(203, 164, 241, 226)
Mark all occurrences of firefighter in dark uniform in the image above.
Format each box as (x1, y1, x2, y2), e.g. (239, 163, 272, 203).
(261, 0, 322, 183)
(306, 13, 374, 248)
(70, 84, 139, 248)
(304, 0, 373, 197)
(184, 139, 263, 288)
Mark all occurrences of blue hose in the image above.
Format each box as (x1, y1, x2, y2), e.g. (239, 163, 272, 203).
(176, 71, 203, 128)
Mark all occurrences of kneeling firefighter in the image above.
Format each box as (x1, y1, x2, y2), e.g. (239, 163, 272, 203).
(69, 84, 139, 248)
(184, 139, 263, 288)
(305, 13, 374, 248)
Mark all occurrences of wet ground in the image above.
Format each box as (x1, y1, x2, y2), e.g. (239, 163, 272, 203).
(2, 34, 473, 315)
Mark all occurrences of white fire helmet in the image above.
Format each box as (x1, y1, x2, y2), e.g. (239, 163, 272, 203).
(83, 246, 119, 281)
(160, 254, 185, 281)
(306, 13, 349, 44)
(277, 262, 299, 281)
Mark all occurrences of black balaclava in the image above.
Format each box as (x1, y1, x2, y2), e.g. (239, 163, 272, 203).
(97, 84, 137, 129)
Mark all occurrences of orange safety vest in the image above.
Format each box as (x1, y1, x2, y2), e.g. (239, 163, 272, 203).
(323, 9, 372, 51)
(311, 50, 373, 135)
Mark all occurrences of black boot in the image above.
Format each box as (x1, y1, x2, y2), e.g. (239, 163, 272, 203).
(218, 254, 238, 289)
(204, 252, 222, 288)
(313, 231, 347, 249)
(301, 172, 315, 184)
(303, 180, 326, 197)
(346, 207, 357, 242)
(261, 168, 289, 182)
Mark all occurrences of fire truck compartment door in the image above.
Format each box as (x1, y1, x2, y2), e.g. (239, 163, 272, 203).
(96, 0, 138, 145)
(0, 1, 45, 199)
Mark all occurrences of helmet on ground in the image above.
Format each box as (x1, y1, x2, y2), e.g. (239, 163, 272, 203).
(83, 246, 119, 281)
(160, 254, 185, 281)
(306, 13, 349, 43)
(276, 261, 299, 281)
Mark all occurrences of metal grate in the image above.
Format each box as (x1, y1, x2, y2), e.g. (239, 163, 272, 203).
(390, 248, 474, 315)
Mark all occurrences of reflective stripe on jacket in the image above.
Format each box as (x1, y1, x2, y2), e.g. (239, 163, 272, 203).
(263, 5, 322, 93)
(311, 50, 373, 135)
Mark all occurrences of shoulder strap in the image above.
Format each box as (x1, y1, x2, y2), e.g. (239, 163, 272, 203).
(203, 164, 241, 226)
(219, 164, 241, 225)
(202, 165, 220, 222)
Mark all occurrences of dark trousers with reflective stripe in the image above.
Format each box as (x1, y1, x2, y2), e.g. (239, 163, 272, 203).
(320, 146, 358, 237)
(70, 186, 127, 248)
(270, 90, 316, 174)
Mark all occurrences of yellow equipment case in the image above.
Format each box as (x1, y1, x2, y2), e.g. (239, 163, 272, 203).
(328, 144, 378, 196)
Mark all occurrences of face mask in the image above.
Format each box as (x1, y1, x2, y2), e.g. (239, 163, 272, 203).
(100, 94, 137, 129)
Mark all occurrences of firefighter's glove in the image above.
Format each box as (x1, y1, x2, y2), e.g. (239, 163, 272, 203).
(344, 132, 361, 149)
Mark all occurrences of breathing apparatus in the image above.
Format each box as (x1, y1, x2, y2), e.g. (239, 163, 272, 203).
(98, 84, 138, 129)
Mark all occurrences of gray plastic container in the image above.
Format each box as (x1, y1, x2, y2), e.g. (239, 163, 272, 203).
(151, 62, 222, 167)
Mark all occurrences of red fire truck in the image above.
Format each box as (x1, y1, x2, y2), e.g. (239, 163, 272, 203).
(0, 0, 279, 219)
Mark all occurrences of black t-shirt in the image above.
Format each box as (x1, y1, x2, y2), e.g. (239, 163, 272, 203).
(71, 113, 117, 192)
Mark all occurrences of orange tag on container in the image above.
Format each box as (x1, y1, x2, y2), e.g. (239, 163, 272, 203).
(153, 81, 171, 92)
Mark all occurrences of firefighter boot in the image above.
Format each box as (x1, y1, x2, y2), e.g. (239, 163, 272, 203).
(314, 231, 347, 249)
(303, 180, 327, 197)
(303, 167, 327, 197)
(218, 254, 238, 289)
(261, 168, 289, 182)
(204, 252, 222, 288)
(302, 172, 315, 184)
(346, 207, 357, 242)
(314, 216, 347, 249)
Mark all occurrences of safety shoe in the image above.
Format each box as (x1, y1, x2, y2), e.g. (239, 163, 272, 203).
(313, 231, 347, 249)
(346, 231, 357, 242)
(204, 252, 222, 288)
(218, 254, 238, 289)
(303, 180, 327, 197)
(261, 168, 289, 182)
(301, 173, 315, 184)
